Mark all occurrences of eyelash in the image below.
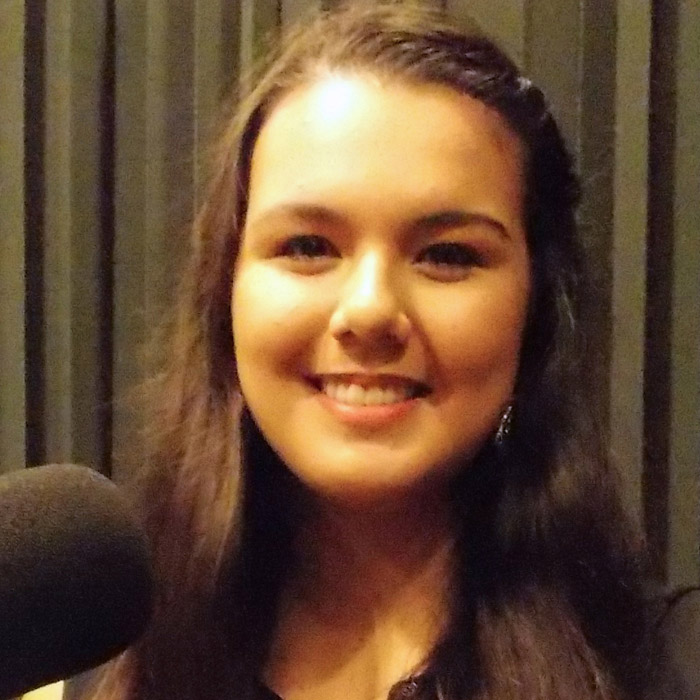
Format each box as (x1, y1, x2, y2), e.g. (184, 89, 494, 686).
(278, 235, 338, 259)
(415, 242, 482, 268)
(276, 235, 483, 276)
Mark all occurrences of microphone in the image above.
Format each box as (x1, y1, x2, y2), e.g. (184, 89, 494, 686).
(0, 464, 154, 700)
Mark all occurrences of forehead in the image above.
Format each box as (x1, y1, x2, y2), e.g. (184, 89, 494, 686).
(246, 74, 525, 228)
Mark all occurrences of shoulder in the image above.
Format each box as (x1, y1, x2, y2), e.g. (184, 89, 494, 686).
(22, 669, 100, 700)
(647, 587, 700, 700)
(21, 681, 65, 700)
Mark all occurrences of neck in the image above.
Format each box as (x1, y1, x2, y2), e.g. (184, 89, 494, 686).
(297, 492, 456, 613)
(265, 489, 457, 700)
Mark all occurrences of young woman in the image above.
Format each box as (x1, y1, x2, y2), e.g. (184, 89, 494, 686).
(76, 4, 697, 700)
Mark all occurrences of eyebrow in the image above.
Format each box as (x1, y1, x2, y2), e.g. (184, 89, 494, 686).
(247, 203, 509, 239)
(411, 210, 509, 239)
(246, 204, 346, 230)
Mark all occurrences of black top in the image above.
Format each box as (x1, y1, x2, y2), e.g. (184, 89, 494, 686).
(65, 588, 700, 700)
(254, 589, 700, 700)
(255, 675, 429, 700)
(645, 587, 700, 699)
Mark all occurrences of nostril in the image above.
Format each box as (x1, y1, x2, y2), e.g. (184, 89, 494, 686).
(329, 306, 412, 345)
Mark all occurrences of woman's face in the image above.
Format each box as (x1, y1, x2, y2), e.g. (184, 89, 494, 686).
(232, 75, 530, 506)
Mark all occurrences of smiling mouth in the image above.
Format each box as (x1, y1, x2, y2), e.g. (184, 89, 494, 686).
(311, 375, 431, 407)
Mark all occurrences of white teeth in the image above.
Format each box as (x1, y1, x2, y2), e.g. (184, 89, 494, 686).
(364, 387, 385, 405)
(346, 384, 364, 404)
(322, 381, 413, 406)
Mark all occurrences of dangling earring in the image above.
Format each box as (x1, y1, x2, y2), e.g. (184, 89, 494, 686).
(494, 404, 513, 446)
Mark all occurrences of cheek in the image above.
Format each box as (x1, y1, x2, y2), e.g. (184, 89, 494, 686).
(425, 281, 530, 381)
(232, 265, 328, 374)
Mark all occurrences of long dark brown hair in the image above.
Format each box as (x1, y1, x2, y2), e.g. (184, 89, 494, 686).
(92, 4, 651, 700)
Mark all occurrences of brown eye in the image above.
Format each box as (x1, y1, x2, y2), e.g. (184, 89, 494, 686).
(416, 242, 481, 268)
(279, 235, 338, 259)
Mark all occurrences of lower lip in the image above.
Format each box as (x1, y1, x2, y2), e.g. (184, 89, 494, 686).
(316, 391, 420, 428)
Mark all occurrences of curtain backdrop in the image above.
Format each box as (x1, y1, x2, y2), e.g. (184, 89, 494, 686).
(1, 0, 698, 588)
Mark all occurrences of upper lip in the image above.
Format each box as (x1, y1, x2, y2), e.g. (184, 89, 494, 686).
(310, 373, 431, 396)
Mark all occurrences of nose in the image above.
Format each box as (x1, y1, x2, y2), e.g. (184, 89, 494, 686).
(329, 250, 411, 348)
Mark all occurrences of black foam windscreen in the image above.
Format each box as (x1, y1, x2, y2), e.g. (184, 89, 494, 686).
(0, 464, 153, 699)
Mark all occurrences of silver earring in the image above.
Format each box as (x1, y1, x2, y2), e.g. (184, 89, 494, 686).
(494, 404, 513, 446)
